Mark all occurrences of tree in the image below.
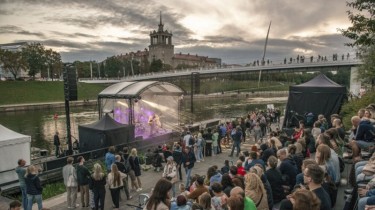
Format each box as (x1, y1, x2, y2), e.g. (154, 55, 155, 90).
(45, 49, 62, 80)
(339, 0, 375, 47)
(0, 49, 28, 80)
(358, 45, 375, 87)
(22, 43, 47, 79)
(149, 59, 163, 72)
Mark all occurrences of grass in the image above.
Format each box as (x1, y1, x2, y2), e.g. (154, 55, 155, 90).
(0, 81, 109, 105)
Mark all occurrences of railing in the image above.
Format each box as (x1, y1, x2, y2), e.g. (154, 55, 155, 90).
(79, 53, 362, 82)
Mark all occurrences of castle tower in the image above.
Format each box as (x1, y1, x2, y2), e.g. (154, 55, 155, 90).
(148, 12, 174, 65)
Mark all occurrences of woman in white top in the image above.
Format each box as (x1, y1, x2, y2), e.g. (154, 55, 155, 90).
(163, 156, 178, 197)
(108, 164, 126, 210)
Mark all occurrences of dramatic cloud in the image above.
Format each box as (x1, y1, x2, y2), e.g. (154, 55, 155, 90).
(0, 0, 353, 64)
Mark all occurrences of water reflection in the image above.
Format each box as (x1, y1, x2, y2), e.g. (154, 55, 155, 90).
(0, 97, 286, 153)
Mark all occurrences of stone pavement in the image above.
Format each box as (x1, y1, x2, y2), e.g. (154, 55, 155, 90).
(34, 138, 257, 210)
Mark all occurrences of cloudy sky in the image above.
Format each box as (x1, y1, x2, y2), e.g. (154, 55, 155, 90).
(0, 0, 355, 64)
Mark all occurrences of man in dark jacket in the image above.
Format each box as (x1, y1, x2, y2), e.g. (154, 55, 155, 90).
(76, 156, 90, 207)
(181, 147, 196, 188)
(277, 148, 298, 190)
(172, 144, 183, 181)
(53, 131, 60, 157)
(349, 116, 375, 160)
(229, 126, 243, 157)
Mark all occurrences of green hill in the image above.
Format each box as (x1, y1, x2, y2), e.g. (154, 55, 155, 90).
(0, 81, 109, 105)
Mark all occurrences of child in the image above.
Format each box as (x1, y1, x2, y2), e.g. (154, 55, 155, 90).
(211, 183, 228, 210)
(179, 183, 190, 198)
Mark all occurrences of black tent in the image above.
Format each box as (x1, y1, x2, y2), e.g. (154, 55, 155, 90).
(283, 74, 347, 128)
(78, 114, 134, 152)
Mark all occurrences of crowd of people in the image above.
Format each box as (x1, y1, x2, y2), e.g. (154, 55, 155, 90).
(13, 103, 375, 210)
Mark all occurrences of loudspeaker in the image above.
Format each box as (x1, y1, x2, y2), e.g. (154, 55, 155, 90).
(63, 64, 78, 101)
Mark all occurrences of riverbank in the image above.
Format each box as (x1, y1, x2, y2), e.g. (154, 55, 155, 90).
(0, 91, 289, 112)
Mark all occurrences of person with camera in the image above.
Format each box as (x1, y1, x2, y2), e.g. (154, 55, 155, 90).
(162, 156, 178, 198)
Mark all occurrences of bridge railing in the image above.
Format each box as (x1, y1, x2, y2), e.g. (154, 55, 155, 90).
(79, 52, 363, 82)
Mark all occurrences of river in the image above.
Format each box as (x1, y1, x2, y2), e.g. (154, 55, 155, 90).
(0, 96, 287, 153)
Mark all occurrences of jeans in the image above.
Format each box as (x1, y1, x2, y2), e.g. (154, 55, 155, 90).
(213, 146, 218, 155)
(230, 141, 241, 156)
(358, 197, 368, 210)
(94, 188, 106, 210)
(171, 182, 176, 197)
(27, 194, 42, 210)
(66, 186, 78, 208)
(185, 167, 193, 188)
(197, 146, 203, 160)
(110, 187, 121, 208)
(20, 185, 28, 209)
(55, 145, 60, 157)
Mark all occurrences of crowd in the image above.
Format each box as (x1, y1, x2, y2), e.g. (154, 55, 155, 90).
(13, 103, 375, 210)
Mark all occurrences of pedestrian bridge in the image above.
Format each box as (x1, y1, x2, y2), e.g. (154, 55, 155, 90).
(80, 59, 362, 83)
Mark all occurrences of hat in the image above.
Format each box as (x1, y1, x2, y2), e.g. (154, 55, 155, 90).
(167, 156, 174, 161)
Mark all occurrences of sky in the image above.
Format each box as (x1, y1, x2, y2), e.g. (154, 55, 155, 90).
(0, 0, 355, 65)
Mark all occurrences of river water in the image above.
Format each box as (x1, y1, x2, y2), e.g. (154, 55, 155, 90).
(0, 96, 287, 153)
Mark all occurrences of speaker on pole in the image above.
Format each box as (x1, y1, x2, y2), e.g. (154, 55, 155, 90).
(63, 64, 78, 101)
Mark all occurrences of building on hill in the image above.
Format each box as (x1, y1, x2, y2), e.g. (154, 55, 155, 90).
(114, 12, 221, 72)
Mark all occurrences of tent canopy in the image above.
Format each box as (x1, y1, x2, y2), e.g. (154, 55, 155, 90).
(98, 81, 184, 99)
(0, 124, 31, 146)
(78, 114, 134, 152)
(283, 74, 347, 128)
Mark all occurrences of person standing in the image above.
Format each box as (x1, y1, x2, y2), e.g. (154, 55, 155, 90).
(203, 128, 213, 157)
(172, 144, 183, 181)
(114, 155, 132, 200)
(229, 126, 243, 157)
(105, 146, 116, 172)
(108, 164, 126, 210)
(76, 156, 90, 208)
(129, 148, 142, 191)
(62, 156, 78, 209)
(25, 165, 43, 210)
(162, 156, 178, 198)
(91, 163, 106, 210)
(15, 159, 27, 209)
(181, 147, 196, 188)
(53, 131, 60, 157)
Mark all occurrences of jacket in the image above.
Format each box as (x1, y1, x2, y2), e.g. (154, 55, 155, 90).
(76, 164, 91, 186)
(163, 163, 178, 183)
(182, 151, 196, 169)
(355, 120, 375, 142)
(107, 171, 126, 189)
(15, 166, 26, 187)
(25, 174, 43, 195)
(62, 164, 77, 187)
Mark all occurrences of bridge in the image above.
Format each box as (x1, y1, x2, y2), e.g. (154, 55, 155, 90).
(80, 57, 363, 95)
(82, 58, 361, 82)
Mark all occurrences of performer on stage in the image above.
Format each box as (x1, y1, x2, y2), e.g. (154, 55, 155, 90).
(148, 113, 161, 136)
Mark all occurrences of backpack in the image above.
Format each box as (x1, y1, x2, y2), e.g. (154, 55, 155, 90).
(123, 156, 131, 174)
(189, 136, 195, 146)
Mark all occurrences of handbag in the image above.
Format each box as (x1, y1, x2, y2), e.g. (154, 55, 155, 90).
(67, 167, 77, 187)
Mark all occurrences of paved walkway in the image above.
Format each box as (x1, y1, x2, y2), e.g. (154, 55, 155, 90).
(35, 138, 256, 210)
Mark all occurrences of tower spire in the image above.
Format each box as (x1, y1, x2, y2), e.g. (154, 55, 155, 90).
(160, 11, 162, 25)
(158, 11, 164, 32)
